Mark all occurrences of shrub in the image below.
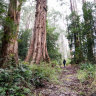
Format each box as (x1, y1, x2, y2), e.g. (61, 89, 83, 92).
(77, 62, 96, 94)
(50, 60, 58, 67)
(30, 62, 61, 87)
(66, 59, 71, 65)
(77, 62, 96, 82)
(0, 64, 33, 96)
(77, 70, 88, 82)
(0, 61, 61, 95)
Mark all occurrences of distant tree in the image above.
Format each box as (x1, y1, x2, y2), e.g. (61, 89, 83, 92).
(82, 0, 86, 3)
(68, 0, 83, 64)
(46, 23, 61, 61)
(47, 9, 62, 27)
(82, 2, 95, 62)
(68, 13, 84, 64)
(68, 1, 95, 63)
(20, 0, 36, 31)
(18, 29, 31, 60)
(0, 0, 7, 54)
(70, 0, 77, 13)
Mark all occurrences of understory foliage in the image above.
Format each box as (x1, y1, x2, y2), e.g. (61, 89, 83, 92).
(0, 63, 33, 96)
(77, 62, 96, 95)
(77, 63, 96, 92)
(0, 59, 61, 96)
(0, 0, 7, 54)
(46, 23, 61, 61)
(78, 63, 96, 82)
(31, 62, 61, 87)
(18, 29, 31, 60)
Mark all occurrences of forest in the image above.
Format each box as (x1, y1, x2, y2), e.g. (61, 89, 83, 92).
(0, 0, 96, 96)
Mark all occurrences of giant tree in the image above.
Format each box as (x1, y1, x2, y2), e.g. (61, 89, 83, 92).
(25, 0, 50, 64)
(0, 0, 23, 67)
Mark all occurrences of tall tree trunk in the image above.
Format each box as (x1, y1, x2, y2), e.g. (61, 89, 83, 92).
(70, 0, 77, 13)
(82, 0, 86, 3)
(0, 0, 22, 67)
(70, 0, 74, 12)
(25, 0, 50, 64)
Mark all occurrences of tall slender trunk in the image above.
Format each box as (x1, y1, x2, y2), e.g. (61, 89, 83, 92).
(70, 0, 77, 13)
(82, 0, 86, 3)
(70, 0, 74, 12)
(25, 0, 50, 64)
(0, 0, 22, 67)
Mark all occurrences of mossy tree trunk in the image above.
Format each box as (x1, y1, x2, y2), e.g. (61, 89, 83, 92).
(0, 0, 22, 67)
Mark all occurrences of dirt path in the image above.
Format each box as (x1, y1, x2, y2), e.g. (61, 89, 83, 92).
(35, 65, 89, 96)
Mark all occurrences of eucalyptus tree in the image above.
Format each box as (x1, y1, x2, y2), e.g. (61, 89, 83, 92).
(25, 0, 50, 64)
(0, 0, 24, 67)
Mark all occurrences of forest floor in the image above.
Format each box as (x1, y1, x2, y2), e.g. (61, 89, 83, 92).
(34, 65, 94, 96)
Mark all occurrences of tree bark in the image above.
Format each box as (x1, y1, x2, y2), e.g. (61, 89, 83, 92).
(82, 0, 86, 3)
(70, 0, 77, 13)
(0, 0, 22, 67)
(25, 0, 50, 64)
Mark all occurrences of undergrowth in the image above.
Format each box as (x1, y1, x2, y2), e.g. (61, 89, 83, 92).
(77, 62, 96, 93)
(0, 60, 61, 96)
(31, 62, 61, 87)
(77, 63, 96, 82)
(0, 64, 33, 96)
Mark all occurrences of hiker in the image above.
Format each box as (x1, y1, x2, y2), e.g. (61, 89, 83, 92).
(63, 59, 66, 67)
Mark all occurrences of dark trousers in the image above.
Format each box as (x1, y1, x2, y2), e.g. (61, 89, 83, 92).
(63, 63, 65, 67)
